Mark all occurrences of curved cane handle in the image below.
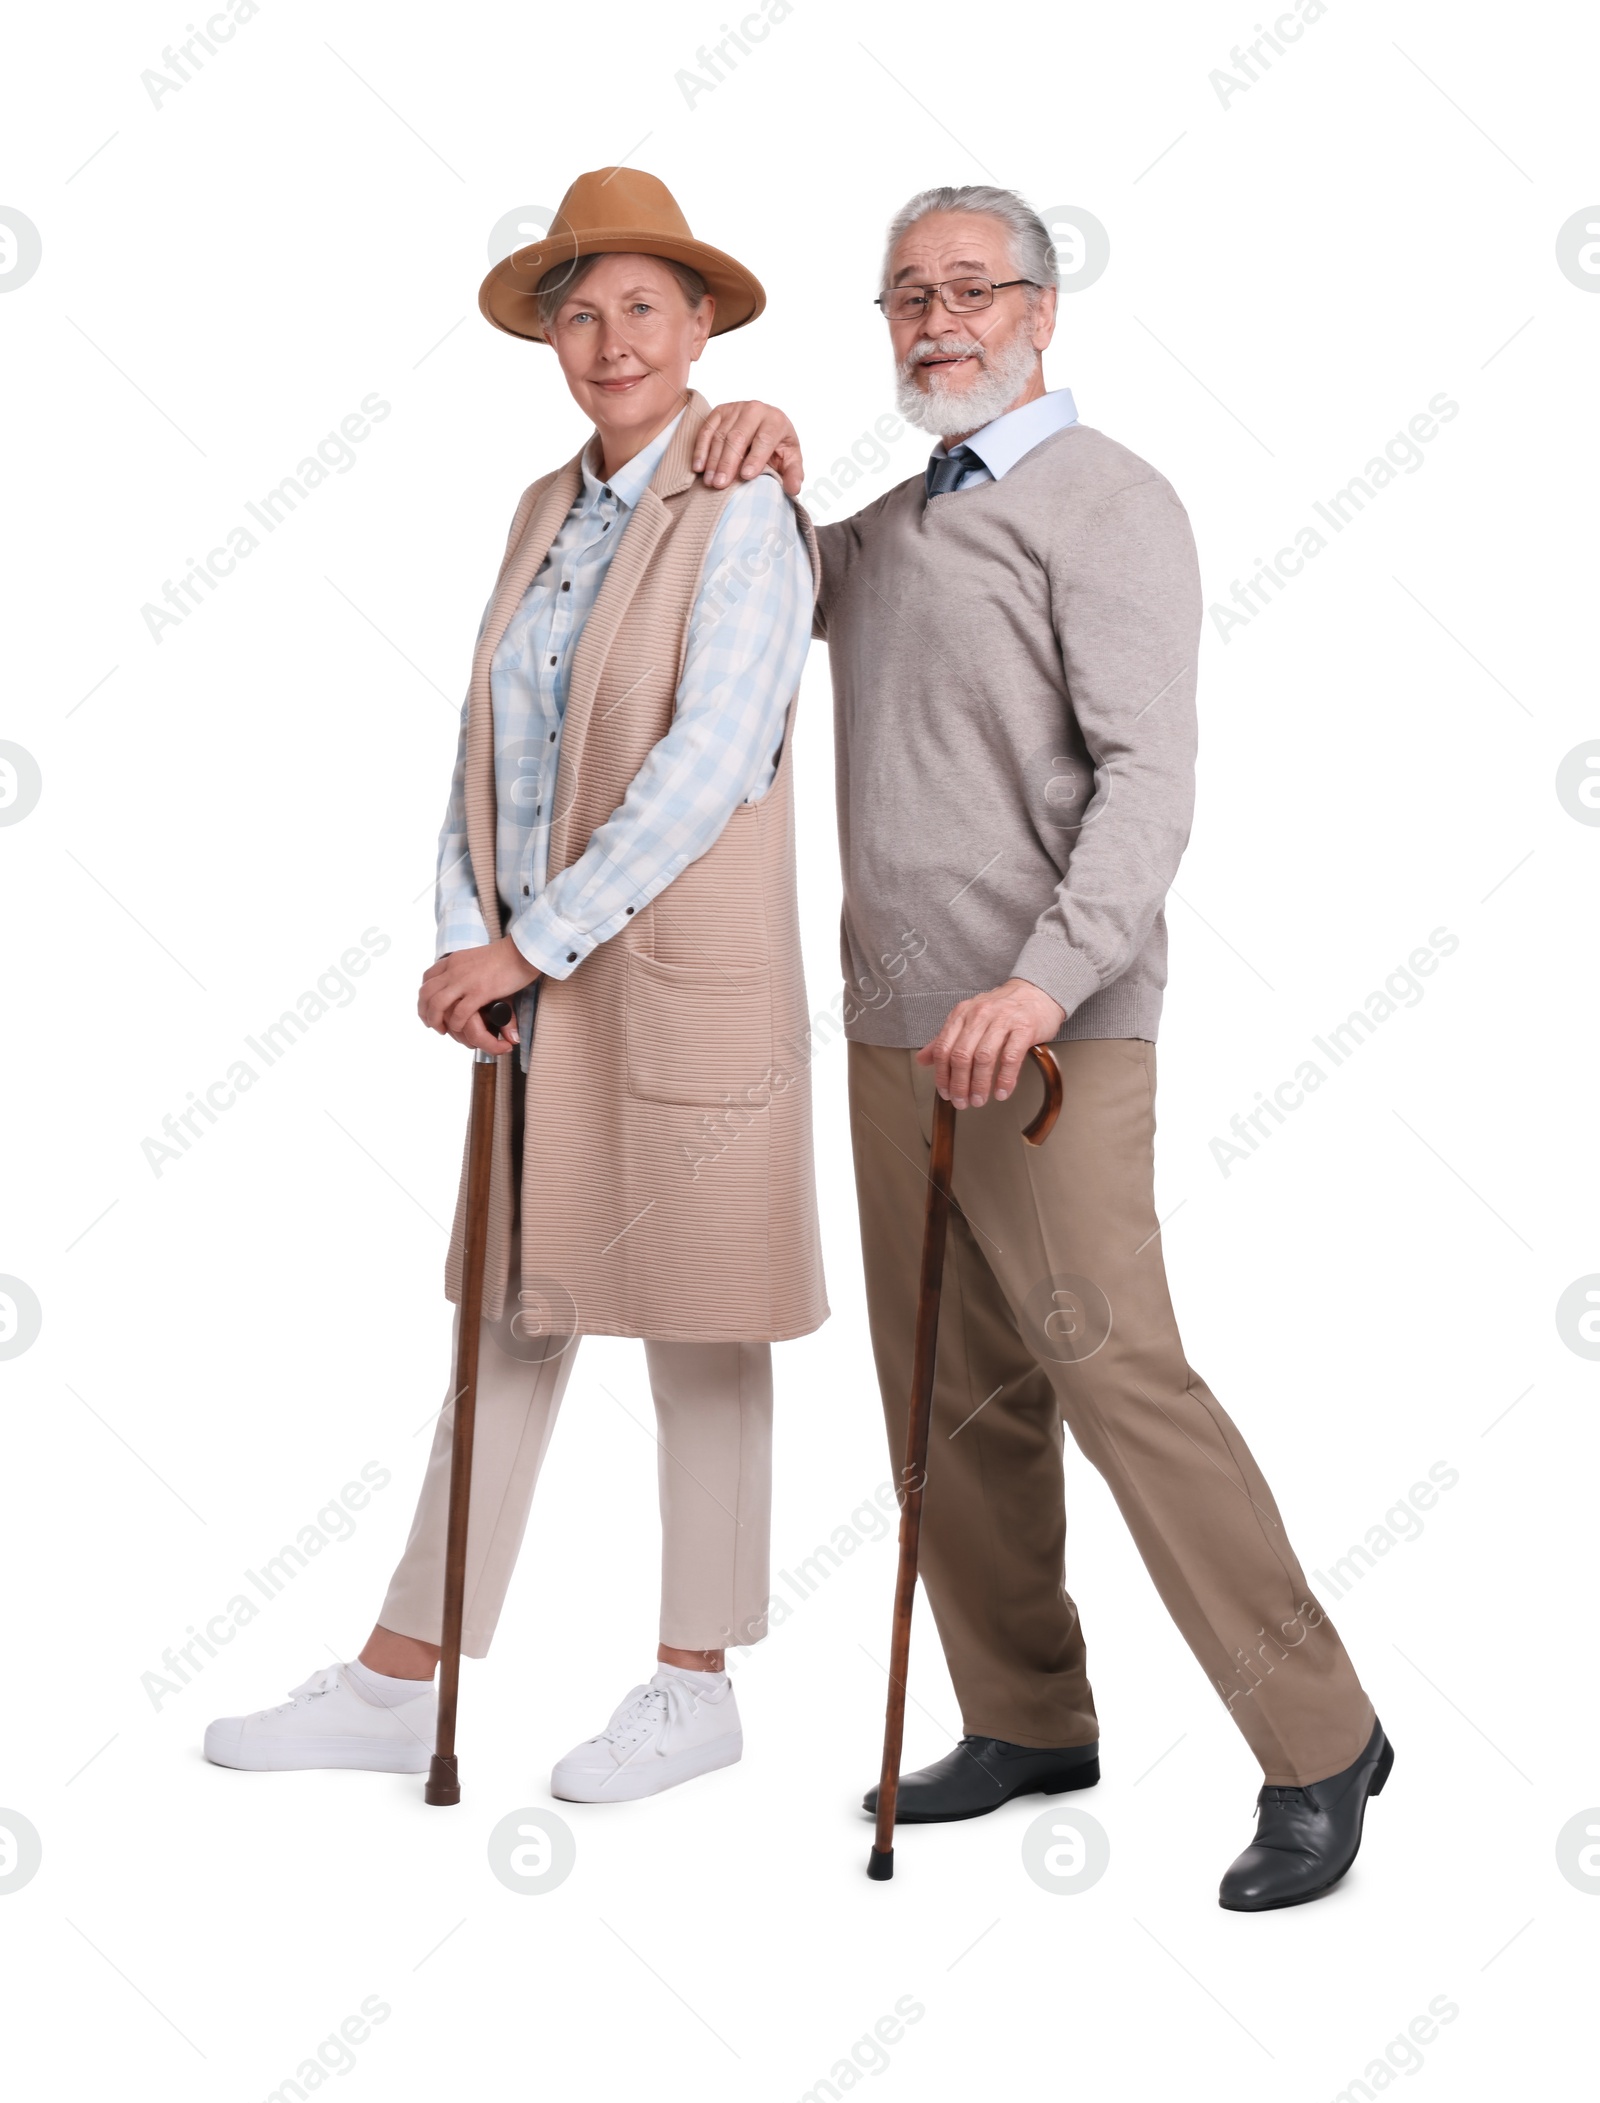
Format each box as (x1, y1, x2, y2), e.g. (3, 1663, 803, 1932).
(1021, 1044, 1063, 1148)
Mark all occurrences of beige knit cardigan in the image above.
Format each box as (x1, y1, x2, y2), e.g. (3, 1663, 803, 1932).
(442, 394, 829, 1342)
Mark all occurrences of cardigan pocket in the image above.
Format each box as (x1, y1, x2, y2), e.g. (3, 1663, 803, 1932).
(625, 950, 773, 1107)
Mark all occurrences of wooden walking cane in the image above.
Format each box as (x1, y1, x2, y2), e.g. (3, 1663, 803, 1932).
(425, 997, 516, 1808)
(867, 1042, 1065, 1879)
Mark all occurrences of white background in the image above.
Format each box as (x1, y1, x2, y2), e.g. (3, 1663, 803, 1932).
(2, 0, 1597, 2095)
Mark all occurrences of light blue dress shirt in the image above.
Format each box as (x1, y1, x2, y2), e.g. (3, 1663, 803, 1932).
(926, 385, 1080, 490)
(435, 409, 813, 1062)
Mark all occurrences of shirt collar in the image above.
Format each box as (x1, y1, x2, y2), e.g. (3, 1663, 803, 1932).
(579, 408, 685, 511)
(928, 386, 1079, 483)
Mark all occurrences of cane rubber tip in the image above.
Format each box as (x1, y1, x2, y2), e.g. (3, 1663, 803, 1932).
(424, 1755, 461, 1806)
(867, 1847, 895, 1881)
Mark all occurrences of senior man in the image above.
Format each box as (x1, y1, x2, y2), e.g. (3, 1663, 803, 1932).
(697, 184, 1390, 1910)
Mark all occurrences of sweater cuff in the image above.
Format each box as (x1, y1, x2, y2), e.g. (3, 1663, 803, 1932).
(1011, 932, 1104, 1025)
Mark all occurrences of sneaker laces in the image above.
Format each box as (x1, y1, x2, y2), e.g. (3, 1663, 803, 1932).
(268, 1665, 345, 1714)
(597, 1677, 703, 1761)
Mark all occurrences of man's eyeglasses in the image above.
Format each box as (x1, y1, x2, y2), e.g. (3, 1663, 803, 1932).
(874, 277, 1039, 322)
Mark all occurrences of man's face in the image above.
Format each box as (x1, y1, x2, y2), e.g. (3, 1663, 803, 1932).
(885, 210, 1056, 412)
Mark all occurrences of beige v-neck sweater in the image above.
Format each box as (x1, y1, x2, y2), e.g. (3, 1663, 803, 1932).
(815, 422, 1202, 1047)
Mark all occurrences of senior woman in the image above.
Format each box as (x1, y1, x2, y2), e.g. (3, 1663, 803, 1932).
(204, 171, 826, 1801)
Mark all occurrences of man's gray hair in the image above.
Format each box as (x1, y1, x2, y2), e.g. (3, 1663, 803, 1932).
(535, 252, 708, 334)
(880, 185, 1055, 293)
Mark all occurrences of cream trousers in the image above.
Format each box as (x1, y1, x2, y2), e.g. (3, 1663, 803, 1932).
(378, 1233, 773, 1658)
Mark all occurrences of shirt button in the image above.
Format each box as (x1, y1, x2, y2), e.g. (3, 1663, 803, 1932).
(535, 805, 541, 815)
(561, 580, 571, 591)
(549, 655, 557, 666)
(549, 732, 557, 742)
(566, 951, 578, 962)
(522, 884, 530, 896)
(625, 905, 634, 916)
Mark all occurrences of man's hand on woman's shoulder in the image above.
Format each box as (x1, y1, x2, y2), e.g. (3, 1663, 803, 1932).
(695, 402, 804, 495)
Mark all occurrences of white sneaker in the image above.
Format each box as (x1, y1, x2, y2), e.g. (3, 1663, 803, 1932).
(203, 1663, 435, 1773)
(550, 1670, 742, 1803)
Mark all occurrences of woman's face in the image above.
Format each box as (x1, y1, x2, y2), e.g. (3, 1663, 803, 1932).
(546, 253, 714, 446)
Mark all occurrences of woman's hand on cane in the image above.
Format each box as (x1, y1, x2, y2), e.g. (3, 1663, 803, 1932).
(418, 936, 540, 1055)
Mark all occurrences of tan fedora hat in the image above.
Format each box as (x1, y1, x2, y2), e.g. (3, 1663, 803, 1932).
(479, 168, 765, 345)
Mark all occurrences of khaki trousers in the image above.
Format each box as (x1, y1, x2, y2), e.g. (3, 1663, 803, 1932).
(849, 1039, 1375, 1788)
(379, 1230, 773, 1658)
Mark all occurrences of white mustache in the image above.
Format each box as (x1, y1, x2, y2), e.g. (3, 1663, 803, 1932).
(904, 338, 986, 373)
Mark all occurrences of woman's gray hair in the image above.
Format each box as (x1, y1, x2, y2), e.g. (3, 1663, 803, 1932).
(535, 252, 708, 334)
(880, 185, 1055, 294)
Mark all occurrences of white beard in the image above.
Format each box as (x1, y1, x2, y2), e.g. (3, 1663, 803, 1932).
(894, 322, 1042, 439)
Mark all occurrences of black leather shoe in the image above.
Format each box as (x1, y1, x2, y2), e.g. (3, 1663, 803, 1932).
(863, 1737, 1100, 1823)
(1219, 1719, 1394, 1911)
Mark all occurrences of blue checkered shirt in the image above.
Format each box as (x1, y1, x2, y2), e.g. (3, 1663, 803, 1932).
(435, 411, 813, 1059)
